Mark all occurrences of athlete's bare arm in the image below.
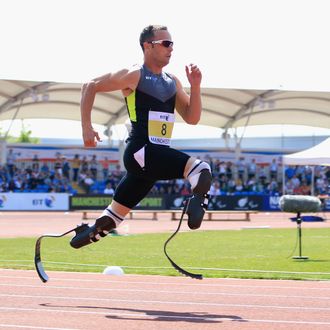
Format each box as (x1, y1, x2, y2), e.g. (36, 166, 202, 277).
(81, 67, 140, 147)
(174, 64, 202, 125)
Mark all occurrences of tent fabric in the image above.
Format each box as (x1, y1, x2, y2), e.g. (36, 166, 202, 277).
(283, 137, 330, 166)
(0, 79, 330, 131)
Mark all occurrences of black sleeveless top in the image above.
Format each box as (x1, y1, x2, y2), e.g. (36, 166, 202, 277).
(125, 65, 177, 146)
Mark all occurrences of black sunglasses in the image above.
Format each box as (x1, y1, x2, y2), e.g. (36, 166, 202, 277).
(148, 40, 174, 48)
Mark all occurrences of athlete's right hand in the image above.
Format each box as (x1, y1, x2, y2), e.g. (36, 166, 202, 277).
(82, 127, 101, 147)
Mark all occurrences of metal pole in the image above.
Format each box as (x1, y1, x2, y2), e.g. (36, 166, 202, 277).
(292, 212, 309, 260)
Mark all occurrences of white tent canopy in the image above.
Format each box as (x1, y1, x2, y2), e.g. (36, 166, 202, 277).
(0, 79, 330, 132)
(283, 137, 330, 166)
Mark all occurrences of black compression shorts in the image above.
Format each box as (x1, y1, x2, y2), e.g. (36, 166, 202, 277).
(113, 141, 190, 208)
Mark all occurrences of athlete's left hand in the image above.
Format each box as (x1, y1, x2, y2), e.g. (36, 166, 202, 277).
(185, 64, 202, 87)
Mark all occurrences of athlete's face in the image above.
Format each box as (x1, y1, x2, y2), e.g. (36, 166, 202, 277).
(145, 30, 173, 67)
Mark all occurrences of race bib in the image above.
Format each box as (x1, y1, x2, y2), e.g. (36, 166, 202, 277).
(148, 111, 175, 146)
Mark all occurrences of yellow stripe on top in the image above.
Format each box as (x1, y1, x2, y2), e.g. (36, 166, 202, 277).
(126, 91, 137, 122)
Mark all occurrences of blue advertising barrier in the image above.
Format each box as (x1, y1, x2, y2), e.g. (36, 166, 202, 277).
(69, 194, 329, 212)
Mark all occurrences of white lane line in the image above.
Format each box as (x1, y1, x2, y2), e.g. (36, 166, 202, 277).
(0, 283, 329, 301)
(0, 325, 78, 330)
(1, 307, 330, 326)
(2, 261, 330, 276)
(243, 319, 330, 326)
(1, 293, 330, 311)
(0, 274, 329, 291)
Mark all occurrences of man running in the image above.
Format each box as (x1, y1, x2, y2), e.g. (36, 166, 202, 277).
(70, 25, 212, 248)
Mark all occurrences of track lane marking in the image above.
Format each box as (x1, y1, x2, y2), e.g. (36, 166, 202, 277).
(0, 274, 329, 291)
(1, 293, 330, 311)
(0, 325, 78, 330)
(1, 307, 330, 326)
(0, 283, 329, 301)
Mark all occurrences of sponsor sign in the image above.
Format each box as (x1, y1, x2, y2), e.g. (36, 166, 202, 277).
(208, 195, 263, 211)
(267, 195, 282, 211)
(9, 145, 119, 163)
(70, 195, 113, 210)
(166, 195, 264, 211)
(70, 195, 166, 210)
(67, 194, 328, 212)
(0, 193, 69, 211)
(134, 196, 165, 209)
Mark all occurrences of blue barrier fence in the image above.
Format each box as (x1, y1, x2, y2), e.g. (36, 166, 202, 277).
(69, 194, 330, 212)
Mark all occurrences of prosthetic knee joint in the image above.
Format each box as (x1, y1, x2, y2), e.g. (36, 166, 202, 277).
(185, 160, 212, 230)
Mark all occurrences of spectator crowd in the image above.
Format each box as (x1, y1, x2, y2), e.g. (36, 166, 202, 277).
(1, 149, 329, 197)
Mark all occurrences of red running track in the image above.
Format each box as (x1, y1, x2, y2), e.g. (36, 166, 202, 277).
(0, 269, 329, 330)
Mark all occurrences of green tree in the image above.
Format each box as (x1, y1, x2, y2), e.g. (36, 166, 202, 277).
(8, 121, 40, 144)
(17, 126, 39, 143)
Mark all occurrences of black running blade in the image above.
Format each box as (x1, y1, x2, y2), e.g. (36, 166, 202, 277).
(169, 258, 203, 280)
(34, 235, 49, 282)
(35, 258, 49, 283)
(34, 227, 78, 283)
(163, 202, 203, 280)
